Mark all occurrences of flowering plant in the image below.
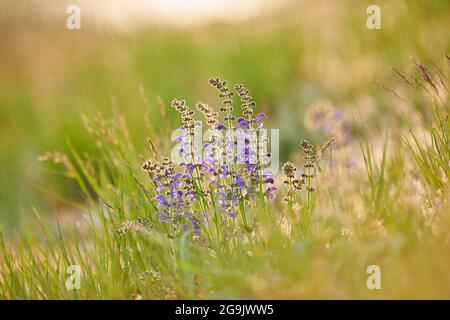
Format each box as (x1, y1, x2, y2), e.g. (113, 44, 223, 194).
(141, 78, 332, 243)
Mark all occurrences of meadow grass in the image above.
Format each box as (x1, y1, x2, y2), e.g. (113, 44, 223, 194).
(1, 0, 450, 299)
(0, 55, 449, 299)
(1, 0, 450, 229)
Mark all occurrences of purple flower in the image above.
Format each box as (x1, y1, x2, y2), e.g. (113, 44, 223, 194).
(237, 120, 250, 129)
(265, 177, 274, 184)
(156, 209, 171, 223)
(156, 194, 171, 208)
(192, 219, 200, 234)
(234, 176, 246, 190)
(255, 112, 267, 121)
(266, 186, 277, 200)
(254, 112, 267, 127)
(219, 165, 229, 179)
(217, 189, 239, 211)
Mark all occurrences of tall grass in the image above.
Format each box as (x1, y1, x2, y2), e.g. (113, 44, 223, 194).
(2, 0, 450, 229)
(1, 58, 449, 299)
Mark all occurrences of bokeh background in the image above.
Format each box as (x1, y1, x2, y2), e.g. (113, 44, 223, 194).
(0, 0, 449, 230)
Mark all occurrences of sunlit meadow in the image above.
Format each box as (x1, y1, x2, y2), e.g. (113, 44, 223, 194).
(0, 0, 449, 299)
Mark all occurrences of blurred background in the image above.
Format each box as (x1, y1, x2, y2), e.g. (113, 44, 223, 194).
(0, 0, 449, 230)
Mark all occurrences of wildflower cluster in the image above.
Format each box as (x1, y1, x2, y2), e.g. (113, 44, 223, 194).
(142, 157, 206, 236)
(142, 78, 279, 238)
(141, 78, 332, 240)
